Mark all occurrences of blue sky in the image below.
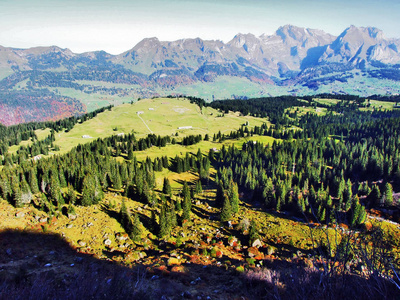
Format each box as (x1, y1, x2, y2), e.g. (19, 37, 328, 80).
(0, 0, 399, 54)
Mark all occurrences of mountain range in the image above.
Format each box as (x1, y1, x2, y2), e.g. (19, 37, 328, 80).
(1, 25, 400, 125)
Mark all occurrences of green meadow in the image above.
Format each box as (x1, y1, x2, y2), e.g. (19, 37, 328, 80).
(53, 97, 268, 154)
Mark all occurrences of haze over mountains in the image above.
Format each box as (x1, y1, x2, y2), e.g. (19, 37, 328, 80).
(0, 25, 400, 125)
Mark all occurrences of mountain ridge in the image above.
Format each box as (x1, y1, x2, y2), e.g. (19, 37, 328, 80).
(1, 24, 400, 125)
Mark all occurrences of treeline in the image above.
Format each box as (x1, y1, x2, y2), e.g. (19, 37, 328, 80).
(209, 96, 312, 124)
(0, 105, 113, 157)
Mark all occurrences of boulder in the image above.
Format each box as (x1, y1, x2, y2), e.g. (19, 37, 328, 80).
(247, 247, 264, 260)
(104, 239, 112, 246)
(77, 240, 86, 247)
(15, 211, 25, 218)
(171, 265, 187, 273)
(39, 217, 48, 223)
(167, 257, 181, 266)
(251, 239, 263, 248)
(228, 236, 238, 247)
(115, 232, 129, 241)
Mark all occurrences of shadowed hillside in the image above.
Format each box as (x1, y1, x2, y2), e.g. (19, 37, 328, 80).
(0, 229, 399, 300)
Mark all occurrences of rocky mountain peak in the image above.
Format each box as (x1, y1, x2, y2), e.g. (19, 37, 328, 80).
(228, 33, 260, 51)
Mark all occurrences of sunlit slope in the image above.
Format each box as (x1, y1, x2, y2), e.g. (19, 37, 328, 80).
(54, 97, 267, 154)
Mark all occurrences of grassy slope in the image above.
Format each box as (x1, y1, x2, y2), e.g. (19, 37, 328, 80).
(53, 97, 267, 154)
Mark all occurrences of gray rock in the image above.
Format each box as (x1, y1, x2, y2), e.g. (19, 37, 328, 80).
(252, 239, 263, 248)
(15, 211, 25, 218)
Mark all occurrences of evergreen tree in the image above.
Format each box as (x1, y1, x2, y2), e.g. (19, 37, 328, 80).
(28, 168, 39, 194)
(127, 145, 134, 160)
(228, 180, 239, 214)
(262, 177, 275, 208)
(382, 182, 393, 206)
(120, 199, 131, 231)
(49, 174, 63, 205)
(343, 179, 352, 212)
(182, 181, 191, 221)
(195, 180, 202, 194)
(368, 184, 381, 207)
(220, 193, 232, 222)
(12, 183, 23, 208)
(162, 177, 172, 195)
(158, 202, 168, 238)
(113, 171, 122, 190)
(130, 213, 143, 241)
(0, 174, 10, 201)
(150, 209, 158, 234)
(248, 219, 260, 246)
(20, 179, 33, 206)
(81, 174, 103, 206)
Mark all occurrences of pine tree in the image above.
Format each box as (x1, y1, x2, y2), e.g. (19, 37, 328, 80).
(248, 220, 260, 246)
(162, 177, 172, 195)
(175, 197, 182, 211)
(81, 174, 103, 206)
(220, 193, 232, 222)
(368, 184, 381, 207)
(215, 183, 225, 208)
(262, 177, 275, 208)
(182, 181, 191, 221)
(113, 171, 122, 190)
(127, 145, 134, 160)
(195, 180, 202, 194)
(12, 184, 23, 208)
(49, 174, 63, 205)
(120, 199, 130, 229)
(351, 197, 366, 227)
(150, 209, 158, 234)
(228, 180, 239, 214)
(130, 213, 143, 241)
(20, 179, 33, 206)
(343, 179, 352, 212)
(28, 168, 39, 194)
(158, 202, 168, 238)
(382, 182, 393, 206)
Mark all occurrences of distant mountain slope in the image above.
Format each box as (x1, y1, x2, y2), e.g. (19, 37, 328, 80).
(0, 25, 400, 125)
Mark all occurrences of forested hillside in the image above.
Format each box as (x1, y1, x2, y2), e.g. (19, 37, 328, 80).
(1, 96, 400, 299)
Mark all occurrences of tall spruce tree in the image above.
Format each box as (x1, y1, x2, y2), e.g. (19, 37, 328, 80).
(162, 177, 172, 195)
(182, 181, 191, 221)
(220, 193, 232, 222)
(130, 213, 143, 241)
(382, 182, 393, 206)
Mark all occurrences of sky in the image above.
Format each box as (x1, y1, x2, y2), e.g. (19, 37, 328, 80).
(0, 0, 399, 55)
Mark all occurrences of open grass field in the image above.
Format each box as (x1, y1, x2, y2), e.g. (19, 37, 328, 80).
(52, 97, 268, 154)
(8, 128, 52, 154)
(362, 100, 398, 111)
(286, 106, 328, 117)
(313, 98, 341, 106)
